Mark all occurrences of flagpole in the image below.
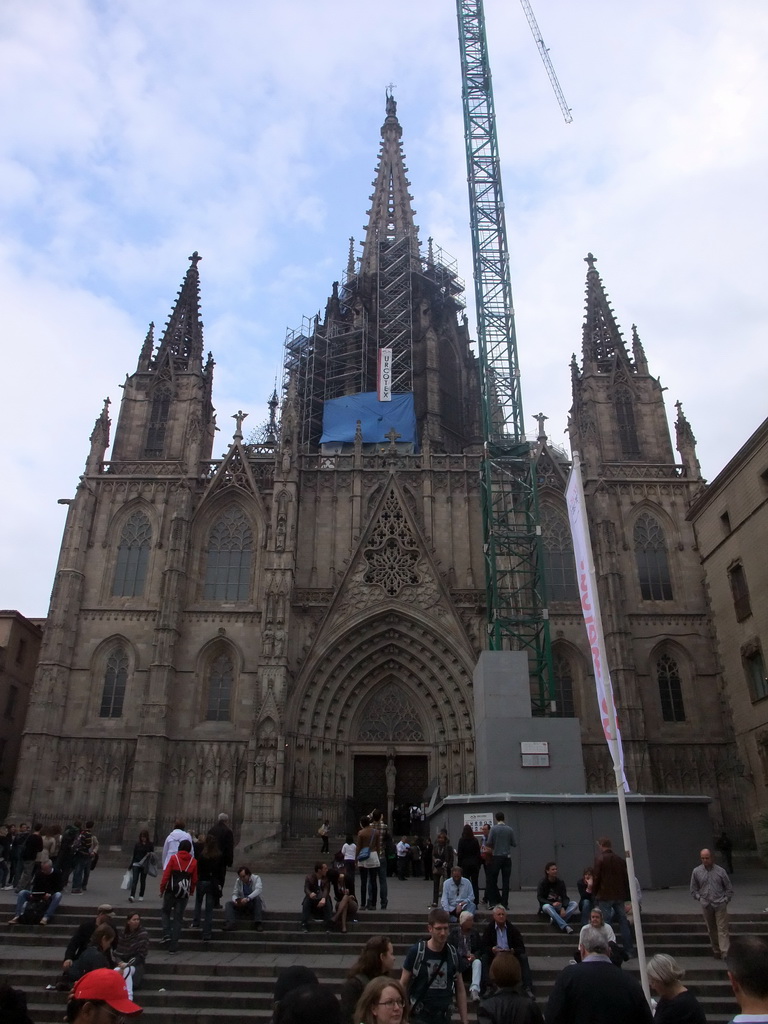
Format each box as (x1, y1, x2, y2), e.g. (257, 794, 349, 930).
(567, 451, 650, 1003)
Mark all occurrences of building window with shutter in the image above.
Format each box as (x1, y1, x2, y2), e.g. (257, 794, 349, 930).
(743, 645, 768, 703)
(728, 563, 752, 622)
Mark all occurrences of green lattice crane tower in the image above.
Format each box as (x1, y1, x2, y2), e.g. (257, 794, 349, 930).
(456, 0, 554, 711)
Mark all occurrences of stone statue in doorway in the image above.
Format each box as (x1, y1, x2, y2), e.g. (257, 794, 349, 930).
(386, 757, 396, 797)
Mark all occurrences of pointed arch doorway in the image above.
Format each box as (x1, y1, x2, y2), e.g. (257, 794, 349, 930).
(351, 680, 430, 835)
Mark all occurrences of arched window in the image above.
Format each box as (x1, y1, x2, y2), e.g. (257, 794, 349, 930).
(203, 506, 253, 601)
(145, 386, 171, 457)
(540, 505, 579, 602)
(551, 648, 576, 717)
(206, 652, 234, 721)
(634, 512, 673, 600)
(112, 512, 151, 597)
(657, 652, 686, 722)
(100, 647, 128, 718)
(614, 385, 640, 459)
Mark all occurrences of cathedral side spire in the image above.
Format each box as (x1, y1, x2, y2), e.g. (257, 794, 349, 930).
(360, 92, 420, 275)
(675, 400, 702, 479)
(581, 252, 632, 372)
(137, 322, 155, 372)
(154, 251, 205, 374)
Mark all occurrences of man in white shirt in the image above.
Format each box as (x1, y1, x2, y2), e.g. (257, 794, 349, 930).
(397, 837, 411, 880)
(223, 865, 264, 931)
(162, 819, 194, 868)
(726, 936, 768, 1023)
(441, 866, 477, 919)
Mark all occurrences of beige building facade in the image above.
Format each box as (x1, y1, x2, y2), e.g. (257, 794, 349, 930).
(9, 100, 747, 849)
(688, 417, 768, 830)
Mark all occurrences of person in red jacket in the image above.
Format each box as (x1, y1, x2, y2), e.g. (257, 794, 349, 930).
(159, 839, 197, 953)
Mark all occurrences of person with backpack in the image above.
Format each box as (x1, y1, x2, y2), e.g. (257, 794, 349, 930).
(400, 907, 468, 1024)
(159, 838, 197, 953)
(71, 821, 96, 894)
(56, 822, 80, 887)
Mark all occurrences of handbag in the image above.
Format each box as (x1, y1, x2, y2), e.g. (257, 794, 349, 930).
(146, 853, 158, 878)
(357, 846, 371, 861)
(120, 869, 131, 890)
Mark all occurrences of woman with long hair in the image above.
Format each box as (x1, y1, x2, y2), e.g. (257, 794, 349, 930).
(339, 935, 396, 1024)
(357, 816, 381, 911)
(576, 867, 595, 925)
(646, 954, 707, 1023)
(457, 824, 481, 906)
(128, 829, 154, 902)
(64, 923, 118, 985)
(354, 977, 408, 1024)
(117, 911, 149, 997)
(192, 832, 224, 940)
(329, 868, 359, 933)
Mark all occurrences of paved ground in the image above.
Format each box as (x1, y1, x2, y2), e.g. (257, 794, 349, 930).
(2, 863, 767, 977)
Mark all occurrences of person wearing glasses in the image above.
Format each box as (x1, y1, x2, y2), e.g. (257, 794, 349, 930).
(355, 977, 409, 1024)
(66, 967, 142, 1022)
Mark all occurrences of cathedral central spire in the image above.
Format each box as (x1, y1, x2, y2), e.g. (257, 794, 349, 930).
(581, 252, 632, 372)
(154, 251, 205, 374)
(360, 93, 420, 275)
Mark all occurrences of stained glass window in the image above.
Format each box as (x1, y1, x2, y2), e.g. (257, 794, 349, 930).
(100, 647, 128, 718)
(634, 513, 673, 600)
(206, 652, 234, 721)
(657, 653, 685, 722)
(204, 506, 253, 601)
(113, 512, 151, 597)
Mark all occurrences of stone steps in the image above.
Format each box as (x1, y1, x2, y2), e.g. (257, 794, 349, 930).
(3, 909, 765, 1024)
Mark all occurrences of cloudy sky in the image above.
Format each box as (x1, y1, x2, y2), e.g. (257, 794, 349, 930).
(1, 0, 766, 617)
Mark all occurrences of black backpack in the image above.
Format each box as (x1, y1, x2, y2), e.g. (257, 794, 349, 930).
(169, 854, 194, 899)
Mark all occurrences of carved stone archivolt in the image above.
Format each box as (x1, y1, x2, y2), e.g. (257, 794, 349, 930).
(289, 611, 474, 754)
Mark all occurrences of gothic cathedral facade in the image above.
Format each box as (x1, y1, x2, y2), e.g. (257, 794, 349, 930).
(10, 100, 746, 849)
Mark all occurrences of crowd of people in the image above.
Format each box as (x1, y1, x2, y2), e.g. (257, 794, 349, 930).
(0, 811, 765, 1024)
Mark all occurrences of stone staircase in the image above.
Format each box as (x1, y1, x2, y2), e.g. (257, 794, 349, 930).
(1, 906, 764, 1023)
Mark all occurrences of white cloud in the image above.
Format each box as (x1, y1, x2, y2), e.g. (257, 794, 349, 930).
(0, 0, 766, 615)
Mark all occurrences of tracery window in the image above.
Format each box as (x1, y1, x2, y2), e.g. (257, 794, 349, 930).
(364, 490, 420, 596)
(145, 386, 171, 457)
(112, 512, 152, 597)
(359, 682, 424, 742)
(100, 647, 128, 718)
(551, 649, 576, 717)
(540, 505, 579, 602)
(634, 513, 673, 600)
(614, 386, 640, 459)
(206, 652, 234, 721)
(657, 652, 685, 722)
(203, 506, 253, 601)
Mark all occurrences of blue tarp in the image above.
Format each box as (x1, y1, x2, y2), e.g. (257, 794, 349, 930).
(320, 392, 417, 444)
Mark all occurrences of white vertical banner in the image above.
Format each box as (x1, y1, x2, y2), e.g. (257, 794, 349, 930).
(377, 348, 393, 401)
(565, 452, 629, 792)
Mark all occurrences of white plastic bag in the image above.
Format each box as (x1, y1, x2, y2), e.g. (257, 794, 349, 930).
(120, 869, 132, 890)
